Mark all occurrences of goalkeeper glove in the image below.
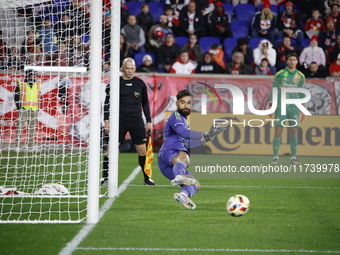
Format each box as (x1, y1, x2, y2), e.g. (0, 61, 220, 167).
(201, 124, 228, 143)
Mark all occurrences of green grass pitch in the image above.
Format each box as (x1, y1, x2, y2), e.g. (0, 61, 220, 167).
(1, 153, 339, 255)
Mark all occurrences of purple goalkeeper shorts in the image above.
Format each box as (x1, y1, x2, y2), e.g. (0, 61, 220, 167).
(158, 148, 191, 180)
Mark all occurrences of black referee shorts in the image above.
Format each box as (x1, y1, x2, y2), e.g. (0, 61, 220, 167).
(119, 116, 147, 145)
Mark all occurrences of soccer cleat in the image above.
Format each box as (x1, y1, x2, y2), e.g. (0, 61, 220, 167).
(174, 193, 196, 209)
(290, 158, 301, 165)
(271, 158, 279, 164)
(171, 175, 197, 186)
(100, 178, 108, 185)
(144, 178, 156, 186)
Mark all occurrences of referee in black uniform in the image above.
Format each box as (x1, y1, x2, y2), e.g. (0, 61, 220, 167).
(102, 57, 156, 185)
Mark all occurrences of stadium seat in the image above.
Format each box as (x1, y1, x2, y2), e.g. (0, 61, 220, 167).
(234, 4, 256, 24)
(231, 21, 249, 38)
(223, 3, 234, 20)
(223, 37, 238, 62)
(134, 53, 156, 67)
(148, 2, 165, 23)
(175, 36, 189, 49)
(52, 0, 70, 14)
(125, 2, 142, 17)
(198, 36, 220, 53)
(301, 38, 310, 48)
(257, 4, 278, 15)
(81, 34, 90, 44)
(249, 37, 268, 50)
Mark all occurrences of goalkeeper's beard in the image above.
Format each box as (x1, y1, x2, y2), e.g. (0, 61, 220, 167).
(178, 108, 191, 117)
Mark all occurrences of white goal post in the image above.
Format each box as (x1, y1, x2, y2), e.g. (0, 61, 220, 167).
(0, 0, 120, 223)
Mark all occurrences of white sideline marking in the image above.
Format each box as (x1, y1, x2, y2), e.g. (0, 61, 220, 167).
(76, 247, 340, 253)
(129, 184, 340, 189)
(58, 166, 141, 255)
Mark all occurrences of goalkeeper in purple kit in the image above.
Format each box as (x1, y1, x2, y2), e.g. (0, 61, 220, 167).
(158, 90, 226, 210)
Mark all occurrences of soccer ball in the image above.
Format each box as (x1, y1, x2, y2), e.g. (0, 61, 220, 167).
(226, 194, 250, 217)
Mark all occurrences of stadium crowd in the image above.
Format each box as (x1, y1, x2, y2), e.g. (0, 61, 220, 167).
(1, 0, 340, 77)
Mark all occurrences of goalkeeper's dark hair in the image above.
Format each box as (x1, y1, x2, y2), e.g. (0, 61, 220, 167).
(176, 90, 192, 100)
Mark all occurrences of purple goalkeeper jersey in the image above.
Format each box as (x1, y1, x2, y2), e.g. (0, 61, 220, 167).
(160, 111, 203, 153)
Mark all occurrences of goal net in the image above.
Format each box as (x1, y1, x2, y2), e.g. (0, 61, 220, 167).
(0, 0, 109, 223)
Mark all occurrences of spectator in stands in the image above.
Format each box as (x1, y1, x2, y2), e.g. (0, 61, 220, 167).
(254, 39, 277, 74)
(102, 61, 110, 73)
(232, 37, 254, 71)
(103, 12, 112, 62)
(303, 61, 328, 78)
(22, 31, 44, 66)
(157, 33, 181, 72)
(207, 2, 232, 39)
(194, 0, 214, 16)
(299, 35, 326, 71)
(250, 0, 277, 44)
(226, 51, 251, 75)
(165, 6, 179, 37)
(254, 57, 272, 75)
(120, 33, 130, 66)
(103, 0, 111, 13)
(195, 52, 224, 73)
(8, 46, 23, 70)
(20, 31, 42, 57)
(166, 0, 190, 16)
(25, 52, 44, 66)
(329, 53, 340, 76)
(298, 0, 325, 22)
(0, 31, 10, 69)
(137, 54, 158, 73)
(325, 0, 340, 16)
(148, 15, 173, 49)
(69, 34, 89, 67)
(318, 17, 339, 61)
(51, 42, 71, 67)
(325, 3, 340, 29)
(56, 13, 75, 48)
(181, 34, 203, 65)
(64, 0, 90, 36)
(121, 15, 146, 57)
(208, 43, 226, 70)
(136, 3, 154, 38)
(121, 2, 130, 28)
(303, 8, 326, 39)
(178, 1, 206, 38)
(276, 36, 298, 71)
(277, 0, 304, 45)
(38, 17, 58, 59)
(170, 51, 197, 74)
(328, 33, 340, 63)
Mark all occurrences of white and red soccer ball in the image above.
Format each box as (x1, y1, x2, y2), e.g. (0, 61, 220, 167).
(226, 194, 250, 217)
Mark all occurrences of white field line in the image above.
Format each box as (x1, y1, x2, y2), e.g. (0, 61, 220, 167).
(58, 166, 141, 255)
(129, 184, 340, 189)
(75, 247, 340, 253)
